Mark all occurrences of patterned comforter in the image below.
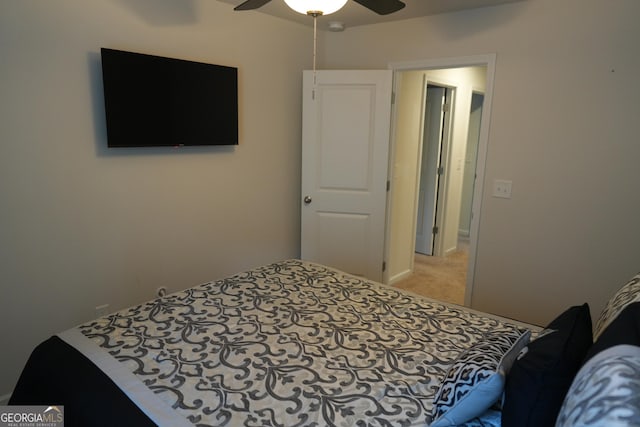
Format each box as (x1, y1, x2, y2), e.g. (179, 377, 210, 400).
(59, 259, 532, 426)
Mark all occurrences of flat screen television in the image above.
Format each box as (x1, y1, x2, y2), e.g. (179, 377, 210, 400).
(101, 48, 238, 147)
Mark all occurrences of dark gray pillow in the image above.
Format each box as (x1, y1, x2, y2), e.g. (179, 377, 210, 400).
(593, 272, 640, 340)
(584, 302, 640, 363)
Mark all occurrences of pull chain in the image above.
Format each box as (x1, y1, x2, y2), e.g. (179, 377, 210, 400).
(312, 12, 318, 86)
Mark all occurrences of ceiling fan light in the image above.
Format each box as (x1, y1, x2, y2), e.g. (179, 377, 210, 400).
(284, 0, 348, 16)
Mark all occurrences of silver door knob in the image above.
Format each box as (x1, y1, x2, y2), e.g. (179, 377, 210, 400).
(304, 196, 312, 204)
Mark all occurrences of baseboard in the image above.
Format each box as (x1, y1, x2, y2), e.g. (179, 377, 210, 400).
(0, 392, 11, 405)
(388, 269, 412, 285)
(444, 246, 458, 256)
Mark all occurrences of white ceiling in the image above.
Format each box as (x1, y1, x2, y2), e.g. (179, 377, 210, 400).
(217, 0, 526, 30)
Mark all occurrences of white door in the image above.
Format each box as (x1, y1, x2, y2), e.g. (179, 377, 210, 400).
(415, 86, 446, 255)
(301, 70, 393, 281)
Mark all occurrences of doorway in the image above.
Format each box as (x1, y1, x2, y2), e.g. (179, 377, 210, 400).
(384, 54, 496, 307)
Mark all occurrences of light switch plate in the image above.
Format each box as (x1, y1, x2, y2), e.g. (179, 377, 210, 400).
(493, 179, 512, 198)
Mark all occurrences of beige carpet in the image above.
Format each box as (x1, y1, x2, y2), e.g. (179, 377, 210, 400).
(393, 242, 468, 306)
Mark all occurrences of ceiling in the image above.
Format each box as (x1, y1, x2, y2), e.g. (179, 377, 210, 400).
(217, 0, 526, 30)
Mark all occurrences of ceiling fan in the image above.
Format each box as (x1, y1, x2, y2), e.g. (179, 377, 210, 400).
(234, 0, 406, 16)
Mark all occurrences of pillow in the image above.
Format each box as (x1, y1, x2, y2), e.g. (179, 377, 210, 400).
(584, 301, 640, 364)
(555, 344, 640, 427)
(593, 272, 640, 340)
(502, 304, 592, 427)
(430, 325, 531, 427)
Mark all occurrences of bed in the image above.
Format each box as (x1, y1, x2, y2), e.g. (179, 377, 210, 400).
(10, 260, 640, 426)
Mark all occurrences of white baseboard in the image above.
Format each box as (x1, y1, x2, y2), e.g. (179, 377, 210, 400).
(0, 392, 11, 405)
(388, 269, 412, 285)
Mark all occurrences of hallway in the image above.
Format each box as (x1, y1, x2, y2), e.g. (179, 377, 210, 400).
(393, 240, 468, 305)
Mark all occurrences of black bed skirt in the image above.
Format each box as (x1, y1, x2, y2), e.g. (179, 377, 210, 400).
(9, 336, 157, 427)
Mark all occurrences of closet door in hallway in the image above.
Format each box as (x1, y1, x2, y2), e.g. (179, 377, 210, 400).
(415, 85, 450, 256)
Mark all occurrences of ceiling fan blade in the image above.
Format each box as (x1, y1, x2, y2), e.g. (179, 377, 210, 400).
(234, 0, 272, 11)
(353, 0, 405, 15)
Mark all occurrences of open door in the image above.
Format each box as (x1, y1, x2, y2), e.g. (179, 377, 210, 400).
(300, 70, 393, 281)
(415, 85, 449, 255)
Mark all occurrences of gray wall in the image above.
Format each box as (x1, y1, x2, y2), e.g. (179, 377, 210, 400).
(322, 0, 640, 326)
(0, 0, 309, 397)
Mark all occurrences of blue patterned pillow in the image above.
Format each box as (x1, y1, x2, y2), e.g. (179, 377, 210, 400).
(555, 344, 640, 427)
(430, 326, 531, 427)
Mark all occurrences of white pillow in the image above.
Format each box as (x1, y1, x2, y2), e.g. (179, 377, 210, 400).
(430, 326, 531, 427)
(556, 344, 640, 427)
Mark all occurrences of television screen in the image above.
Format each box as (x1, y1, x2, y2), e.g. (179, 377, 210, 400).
(101, 48, 238, 147)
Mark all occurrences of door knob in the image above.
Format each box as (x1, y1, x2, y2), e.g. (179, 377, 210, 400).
(304, 196, 312, 204)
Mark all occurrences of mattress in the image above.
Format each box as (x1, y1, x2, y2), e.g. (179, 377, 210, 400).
(11, 259, 536, 426)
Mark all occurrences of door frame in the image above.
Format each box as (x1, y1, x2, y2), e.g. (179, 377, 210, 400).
(459, 90, 485, 238)
(385, 54, 497, 306)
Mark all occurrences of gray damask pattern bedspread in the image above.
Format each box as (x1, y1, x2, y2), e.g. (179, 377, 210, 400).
(66, 260, 529, 426)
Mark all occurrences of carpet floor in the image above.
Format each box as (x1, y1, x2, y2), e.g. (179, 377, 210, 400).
(393, 242, 468, 306)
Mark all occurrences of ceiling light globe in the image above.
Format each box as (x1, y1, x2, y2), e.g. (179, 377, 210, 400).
(284, 0, 348, 15)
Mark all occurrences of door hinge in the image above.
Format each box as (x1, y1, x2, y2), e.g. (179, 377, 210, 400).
(432, 226, 439, 235)
(382, 261, 386, 272)
(312, 88, 315, 100)
(391, 91, 396, 105)
(443, 102, 450, 113)
(437, 166, 444, 175)
(386, 180, 391, 192)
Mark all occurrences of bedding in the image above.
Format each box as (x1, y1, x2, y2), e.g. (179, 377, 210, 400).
(11, 259, 538, 426)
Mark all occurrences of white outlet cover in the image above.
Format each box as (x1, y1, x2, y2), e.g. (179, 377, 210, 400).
(493, 179, 513, 198)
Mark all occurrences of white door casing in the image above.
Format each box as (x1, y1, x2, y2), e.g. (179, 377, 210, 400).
(301, 70, 393, 281)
